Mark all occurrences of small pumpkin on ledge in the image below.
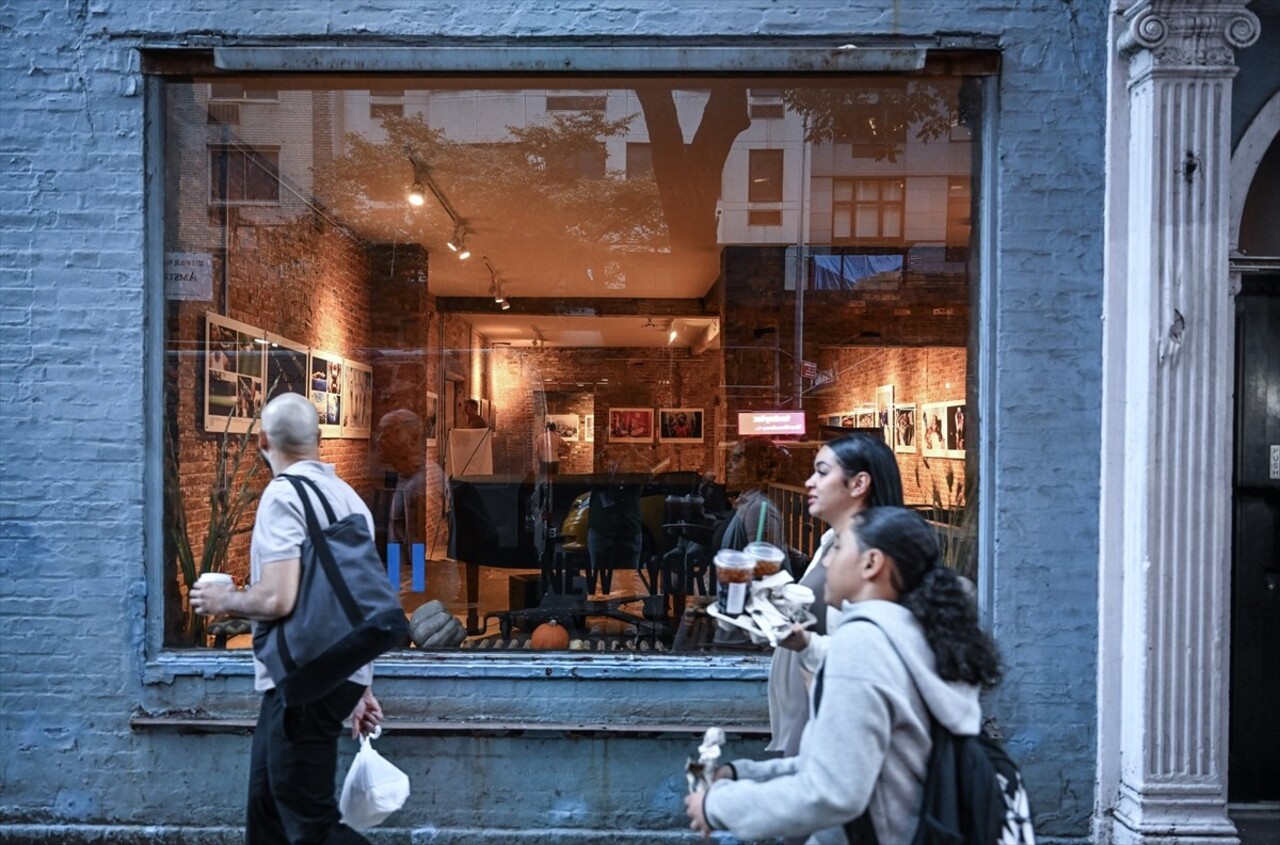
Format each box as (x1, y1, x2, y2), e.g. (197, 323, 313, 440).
(529, 620, 571, 650)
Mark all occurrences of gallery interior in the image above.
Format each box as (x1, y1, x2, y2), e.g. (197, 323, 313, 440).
(162, 68, 982, 653)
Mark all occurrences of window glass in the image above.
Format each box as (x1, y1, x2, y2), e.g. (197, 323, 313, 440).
(160, 73, 981, 656)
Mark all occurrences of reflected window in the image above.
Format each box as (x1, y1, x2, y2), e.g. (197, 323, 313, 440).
(208, 145, 280, 205)
(748, 149, 784, 203)
(159, 71, 983, 658)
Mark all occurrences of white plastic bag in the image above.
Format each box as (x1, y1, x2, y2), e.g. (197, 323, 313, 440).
(338, 726, 410, 830)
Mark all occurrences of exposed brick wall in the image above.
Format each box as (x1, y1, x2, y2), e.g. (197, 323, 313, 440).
(489, 346, 723, 477)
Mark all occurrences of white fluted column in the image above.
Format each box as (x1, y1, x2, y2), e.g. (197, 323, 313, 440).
(1110, 2, 1260, 843)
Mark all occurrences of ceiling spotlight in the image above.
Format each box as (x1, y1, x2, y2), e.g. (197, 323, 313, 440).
(407, 181, 426, 207)
(457, 243, 472, 261)
(668, 329, 678, 345)
(500, 298, 511, 310)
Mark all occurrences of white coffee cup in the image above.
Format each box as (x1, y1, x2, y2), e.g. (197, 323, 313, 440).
(196, 572, 233, 587)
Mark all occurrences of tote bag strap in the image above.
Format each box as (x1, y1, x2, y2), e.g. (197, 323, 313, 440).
(279, 474, 363, 626)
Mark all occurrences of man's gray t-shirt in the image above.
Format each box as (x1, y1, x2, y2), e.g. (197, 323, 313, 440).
(251, 460, 376, 692)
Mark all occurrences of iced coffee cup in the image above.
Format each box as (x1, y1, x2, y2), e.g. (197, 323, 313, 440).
(714, 550, 754, 616)
(196, 572, 233, 587)
(744, 541, 786, 579)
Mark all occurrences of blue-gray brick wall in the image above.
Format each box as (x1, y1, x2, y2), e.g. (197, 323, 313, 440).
(0, 1, 1108, 842)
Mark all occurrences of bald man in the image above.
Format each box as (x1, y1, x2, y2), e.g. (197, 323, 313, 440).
(190, 392, 382, 845)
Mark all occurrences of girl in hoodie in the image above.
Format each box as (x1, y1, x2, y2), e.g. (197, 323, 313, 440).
(768, 434, 904, 759)
(685, 506, 1002, 844)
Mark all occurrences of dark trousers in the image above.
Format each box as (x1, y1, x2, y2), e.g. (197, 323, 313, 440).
(247, 681, 370, 845)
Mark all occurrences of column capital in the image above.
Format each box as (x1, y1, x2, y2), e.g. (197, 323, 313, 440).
(1119, 0, 1259, 70)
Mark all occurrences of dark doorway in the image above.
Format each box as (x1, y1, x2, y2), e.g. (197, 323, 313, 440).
(1230, 272, 1280, 804)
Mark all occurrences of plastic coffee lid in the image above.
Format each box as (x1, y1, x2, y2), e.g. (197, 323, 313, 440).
(713, 549, 754, 569)
(743, 541, 786, 562)
(197, 572, 233, 583)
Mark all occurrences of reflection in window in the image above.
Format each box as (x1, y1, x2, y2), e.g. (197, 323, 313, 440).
(748, 149, 784, 203)
(160, 74, 981, 657)
(208, 146, 280, 205)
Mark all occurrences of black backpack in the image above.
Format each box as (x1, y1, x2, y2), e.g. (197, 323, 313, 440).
(814, 619, 1036, 845)
(252, 474, 410, 706)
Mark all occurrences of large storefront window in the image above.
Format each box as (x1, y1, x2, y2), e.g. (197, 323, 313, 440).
(160, 72, 982, 655)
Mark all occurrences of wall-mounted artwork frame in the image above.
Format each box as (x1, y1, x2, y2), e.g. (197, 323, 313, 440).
(943, 400, 966, 458)
(894, 404, 917, 453)
(263, 332, 308, 403)
(583, 414, 595, 442)
(204, 312, 265, 434)
(658, 408, 704, 443)
(547, 414, 580, 441)
(875, 384, 895, 444)
(920, 402, 949, 458)
(425, 392, 439, 445)
(308, 349, 343, 438)
(608, 407, 653, 443)
(341, 360, 373, 439)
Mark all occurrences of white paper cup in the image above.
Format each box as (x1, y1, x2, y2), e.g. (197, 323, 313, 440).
(196, 572, 233, 586)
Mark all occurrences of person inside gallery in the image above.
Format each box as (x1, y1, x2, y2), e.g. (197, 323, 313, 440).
(534, 421, 568, 476)
(461, 398, 487, 429)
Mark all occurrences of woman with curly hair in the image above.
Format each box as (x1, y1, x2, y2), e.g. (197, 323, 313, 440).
(686, 506, 1002, 844)
(769, 434, 903, 760)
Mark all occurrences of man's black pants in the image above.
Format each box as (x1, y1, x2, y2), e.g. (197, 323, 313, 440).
(247, 681, 370, 845)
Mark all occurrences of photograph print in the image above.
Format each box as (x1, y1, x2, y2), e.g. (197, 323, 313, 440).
(658, 408, 704, 443)
(583, 414, 595, 443)
(425, 392, 439, 445)
(263, 333, 308, 403)
(308, 349, 343, 438)
(944, 401, 966, 458)
(894, 404, 917, 454)
(608, 407, 653, 443)
(341, 360, 373, 439)
(920, 402, 949, 458)
(875, 384, 895, 444)
(546, 414, 580, 441)
(204, 311, 265, 434)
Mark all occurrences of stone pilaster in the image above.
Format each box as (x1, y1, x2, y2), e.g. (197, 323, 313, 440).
(1111, 2, 1260, 843)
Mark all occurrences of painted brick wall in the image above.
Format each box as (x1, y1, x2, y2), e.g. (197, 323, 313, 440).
(0, 1, 1108, 841)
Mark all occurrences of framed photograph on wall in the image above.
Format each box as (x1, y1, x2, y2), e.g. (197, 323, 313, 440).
(943, 401, 967, 458)
(341, 360, 373, 439)
(608, 407, 653, 443)
(894, 404, 917, 454)
(875, 384, 895, 443)
(583, 414, 595, 442)
(920, 402, 949, 458)
(308, 349, 343, 438)
(659, 408, 704, 443)
(547, 413, 580, 441)
(425, 392, 439, 445)
(263, 332, 308, 403)
(204, 311, 265, 434)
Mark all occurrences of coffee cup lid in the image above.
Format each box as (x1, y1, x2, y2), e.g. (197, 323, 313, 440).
(713, 549, 753, 569)
(743, 541, 785, 561)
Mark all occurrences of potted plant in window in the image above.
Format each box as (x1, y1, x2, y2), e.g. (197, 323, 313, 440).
(164, 414, 265, 647)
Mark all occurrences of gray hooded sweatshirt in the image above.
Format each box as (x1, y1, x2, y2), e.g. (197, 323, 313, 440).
(703, 599, 982, 845)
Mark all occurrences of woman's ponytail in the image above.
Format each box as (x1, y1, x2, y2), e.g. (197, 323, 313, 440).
(854, 507, 1003, 689)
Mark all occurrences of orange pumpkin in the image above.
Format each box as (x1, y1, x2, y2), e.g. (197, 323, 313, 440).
(529, 620, 570, 649)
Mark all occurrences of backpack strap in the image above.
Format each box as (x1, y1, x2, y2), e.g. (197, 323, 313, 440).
(280, 473, 339, 525)
(278, 474, 364, 628)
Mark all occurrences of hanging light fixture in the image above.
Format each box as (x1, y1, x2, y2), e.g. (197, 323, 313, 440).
(407, 181, 426, 207)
